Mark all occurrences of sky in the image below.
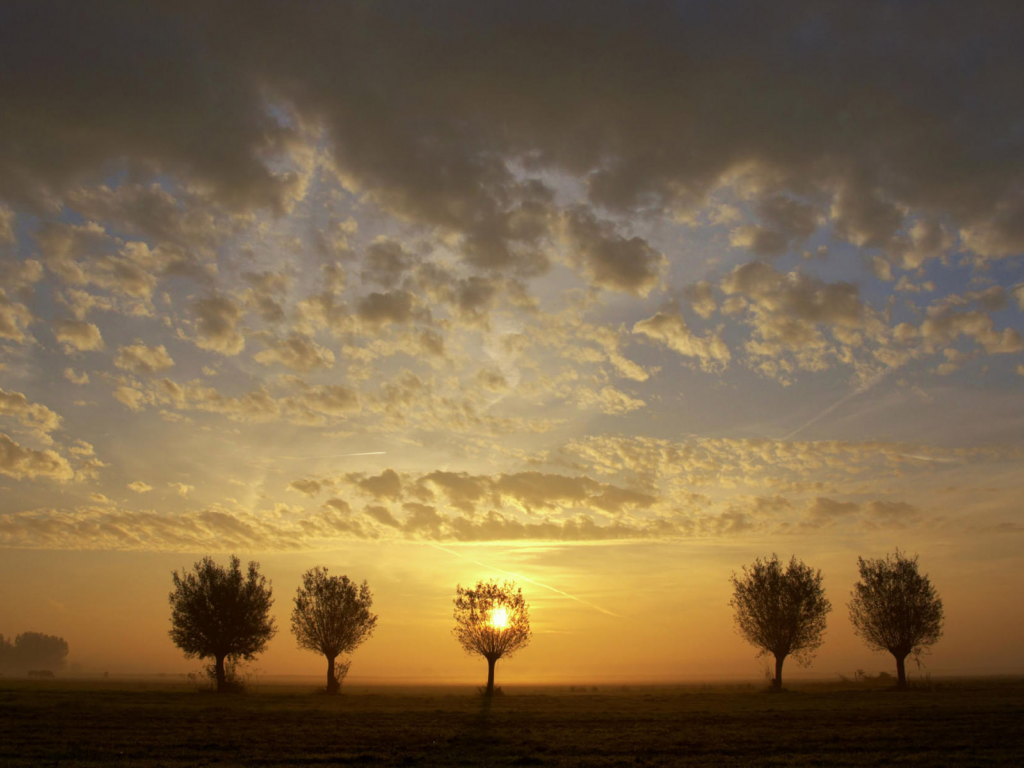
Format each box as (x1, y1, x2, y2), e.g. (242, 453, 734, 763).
(1, 1, 1023, 685)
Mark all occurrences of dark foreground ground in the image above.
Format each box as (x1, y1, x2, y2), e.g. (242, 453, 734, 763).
(1, 678, 1022, 766)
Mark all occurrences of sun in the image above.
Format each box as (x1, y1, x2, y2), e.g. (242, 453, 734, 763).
(489, 606, 510, 630)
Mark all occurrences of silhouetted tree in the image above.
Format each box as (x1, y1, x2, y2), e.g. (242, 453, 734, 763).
(168, 555, 276, 693)
(848, 550, 944, 689)
(0, 632, 68, 674)
(453, 580, 531, 696)
(730, 554, 831, 691)
(291, 567, 378, 693)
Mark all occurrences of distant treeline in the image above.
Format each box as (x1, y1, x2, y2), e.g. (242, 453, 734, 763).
(0, 632, 69, 674)
(169, 549, 943, 695)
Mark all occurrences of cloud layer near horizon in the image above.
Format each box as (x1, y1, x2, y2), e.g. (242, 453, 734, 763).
(0, 1, 1023, 553)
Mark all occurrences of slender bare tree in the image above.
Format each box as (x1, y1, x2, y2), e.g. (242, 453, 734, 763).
(848, 550, 944, 689)
(453, 580, 531, 696)
(291, 567, 378, 693)
(169, 555, 276, 693)
(730, 554, 831, 691)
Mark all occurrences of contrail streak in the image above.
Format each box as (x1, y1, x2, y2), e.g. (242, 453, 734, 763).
(897, 453, 960, 463)
(278, 451, 387, 460)
(428, 542, 621, 618)
(783, 368, 890, 440)
(784, 342, 936, 442)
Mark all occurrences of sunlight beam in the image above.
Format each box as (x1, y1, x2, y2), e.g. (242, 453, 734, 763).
(428, 543, 622, 618)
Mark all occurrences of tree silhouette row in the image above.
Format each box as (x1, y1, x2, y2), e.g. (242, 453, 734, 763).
(168, 549, 941, 694)
(730, 550, 944, 690)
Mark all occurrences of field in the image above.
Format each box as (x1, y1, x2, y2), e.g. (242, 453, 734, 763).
(1, 678, 1022, 766)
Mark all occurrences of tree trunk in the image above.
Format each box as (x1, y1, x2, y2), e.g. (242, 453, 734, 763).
(326, 655, 339, 694)
(773, 655, 784, 691)
(485, 656, 497, 696)
(894, 653, 908, 689)
(214, 654, 226, 693)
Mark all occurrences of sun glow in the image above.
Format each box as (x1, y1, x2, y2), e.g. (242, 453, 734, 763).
(489, 606, 510, 629)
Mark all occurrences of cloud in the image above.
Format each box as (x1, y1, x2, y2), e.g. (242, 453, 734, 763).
(253, 333, 335, 372)
(0, 388, 62, 436)
(898, 219, 954, 269)
(0, 2, 1020, 272)
(53, 319, 104, 352)
(0, 433, 74, 481)
(633, 311, 730, 371)
(960, 205, 1024, 261)
(192, 295, 245, 355)
(361, 237, 413, 288)
(421, 471, 491, 513)
(0, 205, 14, 243)
(799, 497, 926, 530)
(333, 466, 661, 520)
(548, 319, 650, 383)
(355, 290, 420, 329)
(713, 261, 881, 378)
(863, 500, 922, 528)
(35, 222, 160, 299)
(444, 275, 502, 326)
(576, 385, 645, 415)
(0, 257, 44, 294)
(0, 2, 298, 212)
(720, 262, 864, 331)
(803, 496, 861, 528)
(0, 2, 1022, 556)
(919, 306, 1023, 355)
(0, 290, 34, 343)
(562, 207, 665, 295)
(363, 504, 400, 527)
(287, 382, 360, 418)
(829, 182, 904, 250)
(68, 439, 95, 458)
(0, 503, 688, 550)
(730, 196, 820, 258)
(127, 481, 153, 493)
(63, 183, 231, 254)
(156, 379, 280, 423)
(114, 342, 175, 374)
(476, 369, 509, 393)
(683, 281, 717, 319)
(168, 482, 193, 498)
(108, 373, 364, 427)
(563, 434, 1019, 494)
(113, 384, 151, 412)
(288, 478, 323, 497)
(494, 471, 595, 513)
(242, 271, 290, 323)
(1012, 284, 1024, 312)
(63, 368, 89, 385)
(355, 469, 403, 501)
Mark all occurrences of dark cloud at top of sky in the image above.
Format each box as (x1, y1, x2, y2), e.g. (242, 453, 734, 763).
(2, 1, 1023, 262)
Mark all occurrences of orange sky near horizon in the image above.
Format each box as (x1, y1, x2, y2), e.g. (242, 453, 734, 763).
(2, 538, 1020, 685)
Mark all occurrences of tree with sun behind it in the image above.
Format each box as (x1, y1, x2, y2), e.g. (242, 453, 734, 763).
(453, 580, 531, 696)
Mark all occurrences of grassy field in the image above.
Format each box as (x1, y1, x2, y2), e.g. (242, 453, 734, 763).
(1, 678, 1022, 766)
